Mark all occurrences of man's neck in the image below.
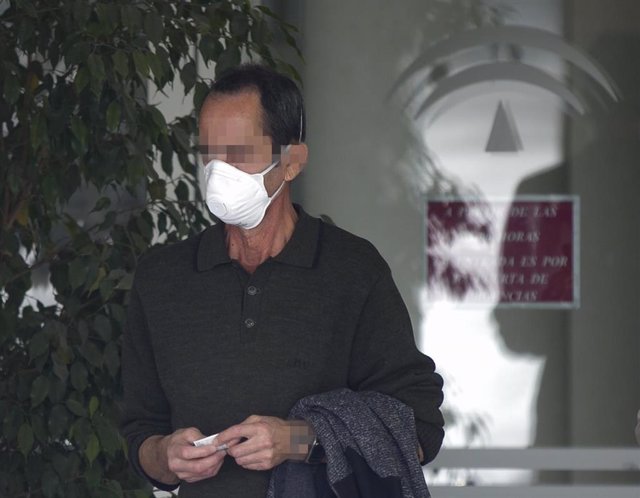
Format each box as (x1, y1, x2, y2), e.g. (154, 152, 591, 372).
(224, 193, 298, 273)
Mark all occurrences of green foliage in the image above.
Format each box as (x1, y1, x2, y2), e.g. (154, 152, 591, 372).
(0, 1, 300, 496)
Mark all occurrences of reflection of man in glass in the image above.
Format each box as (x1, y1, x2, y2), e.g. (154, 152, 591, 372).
(121, 64, 445, 497)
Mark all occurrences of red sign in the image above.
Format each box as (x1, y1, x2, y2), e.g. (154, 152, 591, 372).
(426, 198, 578, 307)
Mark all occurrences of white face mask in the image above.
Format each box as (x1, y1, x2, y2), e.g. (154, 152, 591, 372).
(203, 149, 288, 229)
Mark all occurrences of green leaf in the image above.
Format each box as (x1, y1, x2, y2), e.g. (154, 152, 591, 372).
(193, 80, 209, 111)
(79, 340, 103, 368)
(147, 51, 163, 82)
(255, 4, 278, 17)
(144, 11, 164, 45)
(31, 413, 47, 443)
(115, 272, 133, 291)
(153, 45, 173, 85)
(149, 105, 166, 134)
(48, 404, 70, 439)
(53, 451, 80, 480)
(5, 170, 21, 195)
(199, 35, 222, 63)
(66, 398, 87, 417)
(41, 468, 60, 498)
(280, 26, 303, 60)
(163, 200, 187, 235)
(78, 320, 89, 343)
(29, 331, 50, 360)
(70, 116, 88, 155)
(215, 43, 241, 78)
(18, 423, 34, 457)
(72, 0, 91, 25)
(157, 211, 168, 233)
(121, 5, 142, 33)
(99, 210, 118, 231)
(106, 101, 121, 132)
(101, 479, 124, 498)
(103, 342, 120, 378)
(30, 375, 50, 407)
(3, 72, 21, 104)
(87, 54, 106, 82)
(191, 11, 211, 31)
(3, 406, 24, 440)
(175, 180, 189, 201)
(52, 360, 69, 381)
(65, 42, 90, 65)
(180, 60, 196, 94)
(85, 433, 100, 463)
(84, 460, 103, 488)
(74, 67, 90, 93)
(112, 51, 129, 78)
(70, 362, 88, 392)
(89, 396, 99, 418)
(70, 416, 92, 444)
(88, 267, 107, 293)
(108, 303, 126, 324)
(250, 17, 271, 45)
(41, 174, 57, 206)
(91, 196, 111, 213)
(148, 179, 166, 200)
(30, 113, 48, 150)
(93, 314, 111, 342)
(230, 11, 249, 39)
(68, 258, 87, 291)
(132, 51, 149, 78)
(96, 2, 119, 31)
(130, 232, 148, 252)
(99, 277, 115, 301)
(172, 125, 191, 152)
(94, 413, 121, 457)
(48, 377, 67, 404)
(25, 453, 44, 491)
(135, 211, 153, 241)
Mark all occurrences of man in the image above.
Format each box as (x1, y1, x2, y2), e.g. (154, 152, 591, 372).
(121, 64, 444, 498)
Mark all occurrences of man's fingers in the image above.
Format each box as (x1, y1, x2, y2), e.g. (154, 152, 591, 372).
(226, 436, 272, 459)
(177, 427, 205, 443)
(224, 437, 243, 448)
(171, 440, 220, 460)
(234, 448, 273, 467)
(242, 414, 262, 424)
(169, 450, 225, 477)
(219, 437, 242, 453)
(216, 423, 258, 446)
(181, 460, 223, 482)
(234, 449, 282, 471)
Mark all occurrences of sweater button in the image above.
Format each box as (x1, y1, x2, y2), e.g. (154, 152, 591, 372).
(244, 318, 256, 328)
(247, 285, 258, 296)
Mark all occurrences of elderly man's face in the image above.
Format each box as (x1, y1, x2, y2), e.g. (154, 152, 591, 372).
(198, 90, 276, 174)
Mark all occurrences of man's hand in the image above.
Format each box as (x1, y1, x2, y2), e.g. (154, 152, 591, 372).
(216, 415, 314, 471)
(140, 427, 236, 485)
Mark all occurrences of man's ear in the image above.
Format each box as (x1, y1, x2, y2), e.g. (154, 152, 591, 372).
(283, 143, 309, 182)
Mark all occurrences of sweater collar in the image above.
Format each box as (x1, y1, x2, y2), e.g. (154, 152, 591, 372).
(196, 204, 321, 271)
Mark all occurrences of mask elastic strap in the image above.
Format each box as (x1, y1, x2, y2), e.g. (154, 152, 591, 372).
(269, 178, 286, 202)
(298, 108, 303, 143)
(259, 157, 282, 177)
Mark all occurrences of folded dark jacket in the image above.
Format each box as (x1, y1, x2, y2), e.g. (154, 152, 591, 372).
(266, 388, 431, 498)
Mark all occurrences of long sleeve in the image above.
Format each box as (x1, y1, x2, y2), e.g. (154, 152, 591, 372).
(120, 283, 178, 492)
(347, 263, 445, 464)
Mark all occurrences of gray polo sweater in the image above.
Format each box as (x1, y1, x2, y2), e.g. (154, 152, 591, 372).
(120, 204, 444, 498)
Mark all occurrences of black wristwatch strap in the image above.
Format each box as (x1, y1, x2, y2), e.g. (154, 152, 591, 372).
(304, 436, 325, 464)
